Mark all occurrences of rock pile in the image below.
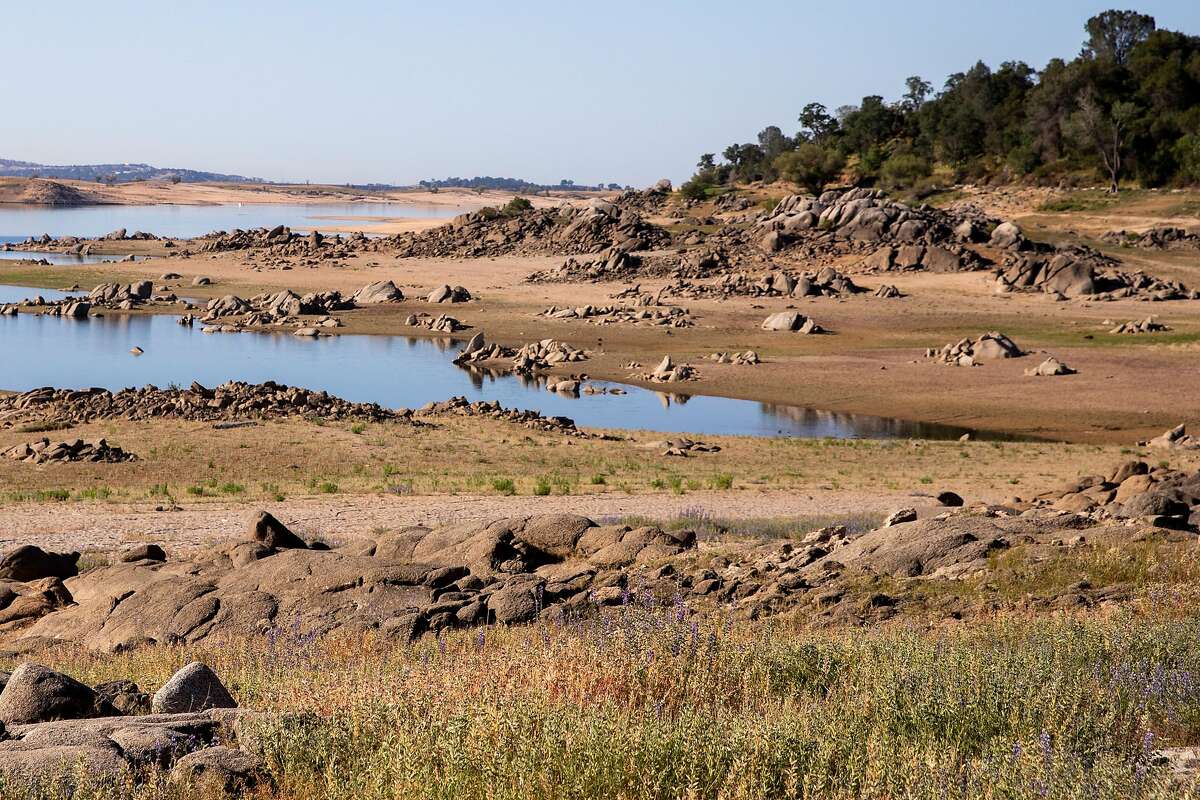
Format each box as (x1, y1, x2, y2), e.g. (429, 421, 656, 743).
(1102, 226, 1200, 250)
(657, 438, 722, 457)
(389, 199, 671, 259)
(641, 355, 697, 383)
(0, 661, 267, 792)
(510, 340, 588, 374)
(404, 313, 467, 333)
(3, 438, 137, 464)
(1109, 316, 1170, 334)
(755, 189, 994, 272)
(541, 303, 693, 328)
(926, 332, 1024, 366)
(664, 266, 865, 300)
(1034, 459, 1200, 527)
(0, 382, 412, 427)
(419, 397, 587, 436)
(706, 351, 760, 365)
(761, 312, 824, 333)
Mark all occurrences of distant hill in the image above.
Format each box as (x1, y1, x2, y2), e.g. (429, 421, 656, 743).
(0, 158, 263, 184)
(419, 176, 628, 192)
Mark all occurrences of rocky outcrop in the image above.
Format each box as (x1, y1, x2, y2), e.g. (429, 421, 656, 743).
(755, 189, 994, 273)
(996, 244, 1193, 300)
(1109, 316, 1170, 334)
(1102, 226, 1200, 250)
(0, 382, 415, 428)
(3, 438, 137, 464)
(418, 396, 587, 437)
(1024, 356, 1076, 377)
(390, 199, 671, 259)
(9, 512, 696, 651)
(541, 303, 693, 328)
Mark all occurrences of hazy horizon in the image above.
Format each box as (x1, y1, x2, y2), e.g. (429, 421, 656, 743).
(5, 0, 1199, 187)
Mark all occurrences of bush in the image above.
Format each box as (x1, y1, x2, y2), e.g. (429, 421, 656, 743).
(502, 196, 533, 216)
(491, 477, 516, 496)
(880, 152, 933, 189)
(774, 144, 846, 193)
(680, 176, 713, 201)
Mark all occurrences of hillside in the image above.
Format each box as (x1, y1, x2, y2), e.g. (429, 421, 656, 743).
(0, 157, 261, 184)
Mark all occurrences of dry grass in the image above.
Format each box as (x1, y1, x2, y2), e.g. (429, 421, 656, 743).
(0, 417, 1167, 506)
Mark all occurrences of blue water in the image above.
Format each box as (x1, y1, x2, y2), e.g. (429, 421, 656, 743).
(0, 201, 468, 240)
(0, 249, 118, 265)
(0, 285, 992, 440)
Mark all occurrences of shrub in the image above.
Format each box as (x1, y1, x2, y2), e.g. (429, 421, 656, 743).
(491, 477, 516, 496)
(774, 143, 846, 193)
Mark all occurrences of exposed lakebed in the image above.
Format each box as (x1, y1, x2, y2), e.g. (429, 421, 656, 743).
(0, 284, 999, 439)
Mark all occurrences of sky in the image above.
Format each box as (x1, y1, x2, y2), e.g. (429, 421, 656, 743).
(3, 1, 1200, 187)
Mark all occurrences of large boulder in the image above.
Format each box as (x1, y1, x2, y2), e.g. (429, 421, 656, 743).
(350, 281, 404, 305)
(0, 546, 79, 582)
(151, 663, 236, 715)
(169, 745, 265, 794)
(0, 663, 96, 725)
(248, 511, 307, 550)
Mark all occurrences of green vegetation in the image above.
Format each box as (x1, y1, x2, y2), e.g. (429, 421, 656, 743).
(6, 609, 1200, 798)
(685, 10, 1200, 194)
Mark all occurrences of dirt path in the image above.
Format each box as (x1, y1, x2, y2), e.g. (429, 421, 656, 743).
(0, 489, 925, 556)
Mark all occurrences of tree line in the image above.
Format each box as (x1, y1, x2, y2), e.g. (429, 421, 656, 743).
(683, 10, 1200, 198)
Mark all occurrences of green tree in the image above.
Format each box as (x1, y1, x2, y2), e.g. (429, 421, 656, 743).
(1067, 85, 1140, 192)
(774, 144, 845, 193)
(798, 102, 839, 143)
(1084, 9, 1156, 66)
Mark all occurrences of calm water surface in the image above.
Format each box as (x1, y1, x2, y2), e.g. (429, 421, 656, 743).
(0, 201, 468, 241)
(0, 284, 1001, 440)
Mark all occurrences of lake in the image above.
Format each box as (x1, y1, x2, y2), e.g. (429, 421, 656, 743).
(0, 201, 470, 241)
(0, 284, 998, 440)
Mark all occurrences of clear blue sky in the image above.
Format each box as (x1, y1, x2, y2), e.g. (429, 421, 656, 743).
(4, 1, 1199, 186)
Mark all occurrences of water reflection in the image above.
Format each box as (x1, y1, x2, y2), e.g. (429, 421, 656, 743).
(0, 201, 468, 240)
(0, 284, 1005, 440)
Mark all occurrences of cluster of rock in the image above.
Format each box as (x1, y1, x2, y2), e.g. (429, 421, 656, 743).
(418, 397, 586, 436)
(996, 244, 1194, 300)
(663, 266, 865, 301)
(755, 189, 994, 272)
(1147, 424, 1200, 451)
(926, 332, 1024, 367)
(761, 312, 825, 333)
(190, 225, 368, 264)
(3, 438, 137, 464)
(0, 382, 410, 428)
(0, 298, 93, 319)
(608, 180, 673, 214)
(0, 659, 266, 793)
(639, 355, 697, 383)
(541, 303, 692, 328)
(526, 249, 650, 284)
(706, 351, 760, 365)
(510, 340, 588, 374)
(1102, 226, 1200, 250)
(657, 438, 722, 457)
(389, 198, 671, 259)
(427, 284, 472, 304)
(199, 280, 407, 331)
(1035, 459, 1200, 527)
(404, 312, 467, 333)
(1109, 316, 1170, 334)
